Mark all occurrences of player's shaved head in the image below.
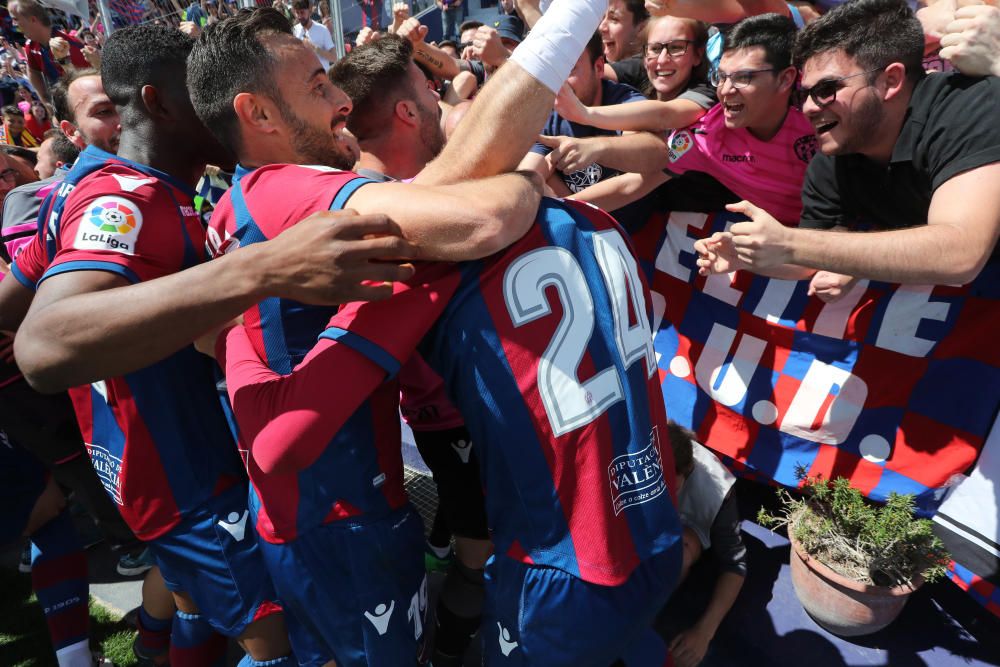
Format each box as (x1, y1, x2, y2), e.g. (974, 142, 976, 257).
(188, 8, 293, 155)
(101, 24, 195, 116)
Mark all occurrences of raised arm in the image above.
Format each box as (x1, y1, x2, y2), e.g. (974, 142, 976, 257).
(16, 211, 417, 393)
(416, 0, 611, 184)
(556, 86, 709, 133)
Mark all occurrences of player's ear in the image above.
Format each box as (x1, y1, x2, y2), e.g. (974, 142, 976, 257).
(233, 91, 280, 136)
(139, 84, 169, 120)
(59, 119, 84, 150)
(395, 99, 418, 127)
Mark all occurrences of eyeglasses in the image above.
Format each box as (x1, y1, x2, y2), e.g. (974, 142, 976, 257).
(796, 67, 883, 109)
(0, 168, 16, 181)
(643, 39, 693, 59)
(709, 68, 776, 89)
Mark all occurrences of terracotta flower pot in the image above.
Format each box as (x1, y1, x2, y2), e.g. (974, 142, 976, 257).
(788, 532, 923, 637)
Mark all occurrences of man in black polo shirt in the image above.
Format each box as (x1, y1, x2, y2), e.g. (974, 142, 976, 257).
(696, 0, 1000, 286)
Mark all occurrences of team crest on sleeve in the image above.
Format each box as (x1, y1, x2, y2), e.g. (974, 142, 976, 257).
(73, 196, 144, 255)
(667, 131, 693, 163)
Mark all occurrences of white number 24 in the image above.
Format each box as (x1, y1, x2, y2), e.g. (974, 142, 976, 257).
(503, 230, 656, 436)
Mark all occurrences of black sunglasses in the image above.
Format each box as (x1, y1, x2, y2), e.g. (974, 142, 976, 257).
(796, 67, 884, 109)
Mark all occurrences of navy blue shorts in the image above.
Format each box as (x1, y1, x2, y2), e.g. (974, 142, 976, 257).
(0, 434, 47, 545)
(482, 544, 682, 666)
(149, 483, 280, 637)
(259, 504, 428, 667)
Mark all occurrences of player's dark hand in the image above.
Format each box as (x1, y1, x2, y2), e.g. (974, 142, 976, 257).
(256, 209, 418, 305)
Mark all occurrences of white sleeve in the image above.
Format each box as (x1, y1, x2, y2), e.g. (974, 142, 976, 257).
(318, 25, 335, 50)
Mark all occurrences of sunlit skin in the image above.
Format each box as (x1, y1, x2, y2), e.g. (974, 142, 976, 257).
(256, 37, 356, 169)
(644, 16, 702, 101)
(715, 46, 795, 140)
(600, 0, 643, 63)
(566, 49, 605, 107)
(62, 75, 121, 153)
(799, 49, 904, 162)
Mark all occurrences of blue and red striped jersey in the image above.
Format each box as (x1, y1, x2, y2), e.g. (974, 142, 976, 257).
(208, 164, 410, 544)
(37, 146, 245, 540)
(327, 198, 684, 586)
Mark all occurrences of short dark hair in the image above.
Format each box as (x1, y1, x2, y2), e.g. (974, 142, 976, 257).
(10, 0, 51, 27)
(291, 0, 310, 11)
(458, 20, 482, 35)
(667, 421, 696, 478)
(101, 24, 194, 112)
(437, 39, 458, 52)
(0, 144, 36, 166)
(329, 35, 414, 142)
(584, 31, 604, 65)
(50, 67, 99, 125)
(45, 129, 81, 164)
(622, 0, 649, 24)
(188, 8, 293, 155)
(723, 13, 796, 71)
(1, 104, 22, 119)
(793, 0, 925, 84)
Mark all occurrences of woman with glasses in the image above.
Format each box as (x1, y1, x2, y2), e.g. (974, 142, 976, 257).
(554, 15, 714, 134)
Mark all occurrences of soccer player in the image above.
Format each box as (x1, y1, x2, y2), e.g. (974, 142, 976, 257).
(199, 2, 685, 664)
(14, 24, 415, 667)
(329, 37, 492, 665)
(188, 7, 545, 664)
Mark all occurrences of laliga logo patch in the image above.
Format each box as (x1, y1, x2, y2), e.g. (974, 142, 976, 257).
(218, 510, 249, 541)
(364, 601, 395, 636)
(450, 438, 472, 464)
(497, 623, 518, 656)
(668, 130, 693, 162)
(74, 196, 143, 255)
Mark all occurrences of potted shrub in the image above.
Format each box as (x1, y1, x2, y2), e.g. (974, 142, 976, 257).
(758, 472, 950, 637)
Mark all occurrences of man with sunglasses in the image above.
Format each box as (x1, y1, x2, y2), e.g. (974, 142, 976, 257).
(698, 0, 1000, 287)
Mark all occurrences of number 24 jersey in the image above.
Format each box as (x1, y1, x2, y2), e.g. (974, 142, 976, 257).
(330, 198, 683, 586)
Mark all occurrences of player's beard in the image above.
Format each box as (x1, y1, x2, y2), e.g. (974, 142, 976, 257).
(277, 101, 356, 171)
(831, 89, 885, 156)
(418, 101, 445, 161)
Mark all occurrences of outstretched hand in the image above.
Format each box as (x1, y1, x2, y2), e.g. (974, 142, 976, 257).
(722, 200, 794, 269)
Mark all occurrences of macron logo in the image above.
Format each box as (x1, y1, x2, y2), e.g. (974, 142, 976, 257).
(364, 601, 395, 636)
(217, 510, 249, 541)
(112, 175, 154, 193)
(497, 622, 518, 656)
(450, 438, 472, 464)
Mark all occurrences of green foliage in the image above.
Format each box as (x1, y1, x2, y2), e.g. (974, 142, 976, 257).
(758, 471, 951, 587)
(0, 565, 137, 666)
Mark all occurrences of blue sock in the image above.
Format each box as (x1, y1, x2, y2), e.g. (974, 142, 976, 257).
(170, 610, 227, 667)
(30, 509, 89, 655)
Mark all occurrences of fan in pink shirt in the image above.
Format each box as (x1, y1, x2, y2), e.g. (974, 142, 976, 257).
(571, 14, 817, 226)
